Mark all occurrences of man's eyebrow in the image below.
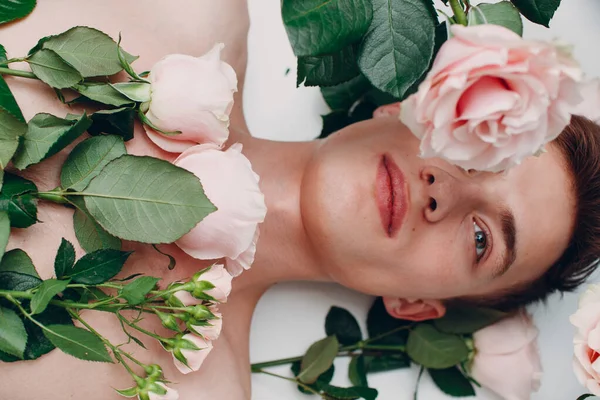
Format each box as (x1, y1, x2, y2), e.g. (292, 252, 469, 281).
(492, 207, 517, 279)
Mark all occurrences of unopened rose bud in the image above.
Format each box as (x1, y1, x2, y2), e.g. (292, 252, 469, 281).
(186, 304, 213, 321)
(168, 333, 213, 375)
(174, 264, 232, 304)
(188, 310, 223, 341)
(155, 311, 181, 332)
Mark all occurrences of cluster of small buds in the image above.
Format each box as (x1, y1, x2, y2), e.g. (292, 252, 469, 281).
(117, 365, 178, 400)
(157, 264, 231, 374)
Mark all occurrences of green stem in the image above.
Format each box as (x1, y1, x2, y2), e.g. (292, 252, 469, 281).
(35, 189, 68, 204)
(254, 369, 324, 398)
(0, 66, 37, 80)
(0, 57, 26, 66)
(449, 0, 468, 25)
(117, 313, 169, 343)
(68, 309, 141, 378)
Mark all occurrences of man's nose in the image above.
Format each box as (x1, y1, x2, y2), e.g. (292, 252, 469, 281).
(421, 166, 483, 223)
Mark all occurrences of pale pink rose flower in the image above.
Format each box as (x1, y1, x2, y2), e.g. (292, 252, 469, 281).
(173, 143, 266, 276)
(143, 43, 238, 153)
(570, 283, 600, 396)
(174, 264, 233, 304)
(190, 308, 223, 341)
(471, 310, 542, 400)
(172, 334, 213, 374)
(400, 24, 585, 172)
(147, 382, 179, 400)
(575, 78, 600, 124)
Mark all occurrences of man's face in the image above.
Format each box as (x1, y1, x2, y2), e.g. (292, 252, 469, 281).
(300, 114, 575, 300)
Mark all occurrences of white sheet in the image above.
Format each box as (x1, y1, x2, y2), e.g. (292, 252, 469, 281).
(245, 1, 600, 399)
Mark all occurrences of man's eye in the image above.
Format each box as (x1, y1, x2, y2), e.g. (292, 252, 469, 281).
(474, 221, 487, 260)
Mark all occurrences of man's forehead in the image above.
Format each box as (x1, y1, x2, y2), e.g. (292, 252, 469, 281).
(503, 146, 575, 285)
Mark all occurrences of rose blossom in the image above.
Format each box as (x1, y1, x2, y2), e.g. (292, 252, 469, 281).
(175, 264, 233, 304)
(570, 283, 600, 395)
(143, 43, 237, 153)
(190, 308, 223, 341)
(400, 24, 584, 172)
(147, 382, 179, 400)
(470, 310, 542, 400)
(173, 143, 267, 276)
(171, 334, 213, 374)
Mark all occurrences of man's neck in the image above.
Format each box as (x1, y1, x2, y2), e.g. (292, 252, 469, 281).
(232, 135, 331, 293)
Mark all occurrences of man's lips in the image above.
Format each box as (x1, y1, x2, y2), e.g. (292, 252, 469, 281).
(376, 154, 408, 237)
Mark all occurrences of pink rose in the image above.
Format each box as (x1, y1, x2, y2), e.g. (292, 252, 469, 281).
(171, 334, 213, 374)
(190, 308, 223, 341)
(570, 283, 600, 396)
(174, 264, 233, 304)
(173, 143, 267, 276)
(400, 24, 584, 172)
(470, 310, 542, 400)
(575, 78, 600, 124)
(143, 43, 238, 153)
(148, 382, 179, 400)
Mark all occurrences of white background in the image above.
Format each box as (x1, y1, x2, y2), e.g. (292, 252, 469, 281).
(244, 1, 600, 399)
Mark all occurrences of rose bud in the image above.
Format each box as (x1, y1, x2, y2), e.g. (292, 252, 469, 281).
(175, 264, 233, 304)
(143, 43, 237, 153)
(189, 308, 223, 341)
(169, 333, 213, 375)
(173, 143, 266, 276)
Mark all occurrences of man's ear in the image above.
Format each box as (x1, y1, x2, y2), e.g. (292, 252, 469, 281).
(373, 102, 402, 118)
(382, 297, 446, 321)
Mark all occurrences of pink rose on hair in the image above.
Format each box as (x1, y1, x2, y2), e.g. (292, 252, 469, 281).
(173, 143, 266, 276)
(400, 24, 584, 172)
(570, 283, 600, 396)
(143, 43, 237, 153)
(171, 333, 213, 374)
(470, 310, 542, 400)
(175, 264, 233, 304)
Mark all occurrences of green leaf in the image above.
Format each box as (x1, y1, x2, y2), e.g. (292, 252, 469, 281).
(321, 384, 378, 400)
(299, 335, 340, 384)
(111, 82, 151, 102)
(27, 49, 83, 89)
(0, 108, 27, 169)
(298, 45, 360, 87)
(0, 306, 27, 358)
(291, 361, 335, 394)
(358, 0, 437, 99)
(364, 353, 410, 373)
(43, 324, 112, 362)
(30, 279, 69, 315)
(406, 324, 469, 369)
(434, 306, 507, 334)
(319, 99, 378, 139)
(429, 367, 476, 397)
(282, 0, 373, 57)
(72, 83, 134, 107)
(325, 306, 362, 346)
(0, 249, 39, 278)
(68, 249, 132, 284)
(120, 276, 160, 305)
(72, 201, 122, 253)
(37, 26, 137, 77)
(83, 155, 216, 243)
(0, 0, 36, 25)
(0, 74, 25, 122)
(60, 135, 126, 191)
(0, 211, 9, 259)
(0, 271, 41, 291)
(467, 2, 523, 36)
(0, 305, 72, 362)
(0, 172, 38, 228)
(12, 113, 92, 170)
(53, 238, 75, 279)
(0, 44, 5, 62)
(349, 355, 368, 387)
(321, 75, 372, 111)
(87, 108, 135, 141)
(366, 298, 411, 346)
(510, 0, 560, 27)
(577, 395, 598, 400)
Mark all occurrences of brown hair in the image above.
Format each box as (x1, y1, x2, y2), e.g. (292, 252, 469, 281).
(463, 115, 600, 312)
